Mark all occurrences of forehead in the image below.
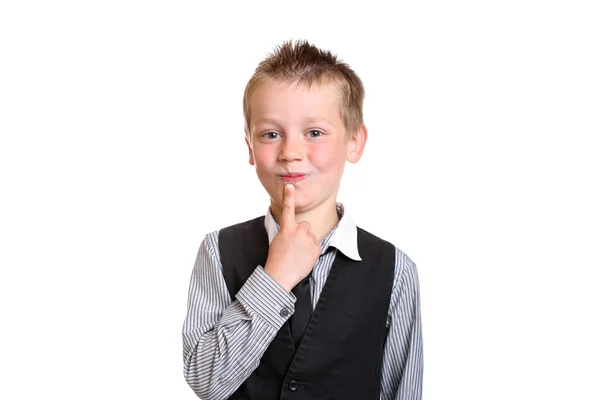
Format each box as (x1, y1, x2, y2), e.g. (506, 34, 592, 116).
(248, 79, 343, 125)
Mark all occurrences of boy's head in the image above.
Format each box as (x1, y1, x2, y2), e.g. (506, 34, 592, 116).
(243, 40, 365, 138)
(243, 40, 368, 215)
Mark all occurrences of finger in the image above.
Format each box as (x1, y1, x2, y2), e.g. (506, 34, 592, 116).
(297, 221, 311, 232)
(280, 184, 296, 230)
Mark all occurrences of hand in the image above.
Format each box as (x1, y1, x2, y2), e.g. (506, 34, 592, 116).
(264, 184, 322, 292)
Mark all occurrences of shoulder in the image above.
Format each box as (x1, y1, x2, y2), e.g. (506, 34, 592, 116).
(394, 246, 417, 280)
(355, 226, 396, 256)
(217, 215, 266, 242)
(356, 226, 417, 290)
(356, 226, 415, 267)
(356, 227, 419, 322)
(202, 215, 266, 252)
(219, 215, 265, 232)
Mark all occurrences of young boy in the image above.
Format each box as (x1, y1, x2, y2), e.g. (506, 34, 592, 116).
(182, 40, 422, 400)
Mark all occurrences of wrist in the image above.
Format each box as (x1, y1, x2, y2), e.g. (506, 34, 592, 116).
(263, 264, 295, 292)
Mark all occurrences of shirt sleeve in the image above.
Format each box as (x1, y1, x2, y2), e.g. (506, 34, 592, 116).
(182, 231, 295, 400)
(380, 247, 423, 400)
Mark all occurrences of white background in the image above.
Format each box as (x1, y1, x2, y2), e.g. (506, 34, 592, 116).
(1, 1, 599, 399)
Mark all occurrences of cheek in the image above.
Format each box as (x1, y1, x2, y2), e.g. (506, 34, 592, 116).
(311, 148, 346, 175)
(252, 151, 276, 178)
(252, 149, 270, 168)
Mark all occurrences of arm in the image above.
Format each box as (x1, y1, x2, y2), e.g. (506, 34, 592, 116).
(182, 232, 295, 400)
(380, 248, 423, 400)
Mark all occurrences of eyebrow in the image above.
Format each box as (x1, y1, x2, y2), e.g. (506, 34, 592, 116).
(253, 118, 280, 126)
(254, 117, 334, 126)
(304, 117, 334, 126)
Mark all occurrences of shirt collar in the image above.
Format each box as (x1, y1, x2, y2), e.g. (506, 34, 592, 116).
(264, 202, 362, 261)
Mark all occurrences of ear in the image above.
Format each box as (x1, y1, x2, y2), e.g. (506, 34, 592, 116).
(346, 124, 368, 163)
(245, 135, 255, 166)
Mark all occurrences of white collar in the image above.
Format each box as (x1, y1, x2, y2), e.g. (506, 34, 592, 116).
(264, 202, 362, 261)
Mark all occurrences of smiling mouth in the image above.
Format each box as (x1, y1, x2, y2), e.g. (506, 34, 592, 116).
(280, 173, 306, 183)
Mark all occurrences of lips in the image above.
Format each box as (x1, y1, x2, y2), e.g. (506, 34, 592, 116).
(280, 173, 306, 183)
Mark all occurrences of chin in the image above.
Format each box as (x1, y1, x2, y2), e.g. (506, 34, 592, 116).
(293, 195, 325, 214)
(268, 188, 311, 209)
(293, 201, 312, 213)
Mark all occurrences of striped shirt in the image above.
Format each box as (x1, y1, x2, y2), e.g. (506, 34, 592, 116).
(182, 203, 422, 399)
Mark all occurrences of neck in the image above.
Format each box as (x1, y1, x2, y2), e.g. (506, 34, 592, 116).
(270, 199, 340, 242)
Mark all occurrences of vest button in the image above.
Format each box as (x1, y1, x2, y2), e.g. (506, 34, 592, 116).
(288, 380, 299, 391)
(280, 308, 291, 318)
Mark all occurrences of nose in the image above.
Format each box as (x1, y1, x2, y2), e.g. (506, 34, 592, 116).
(278, 135, 304, 162)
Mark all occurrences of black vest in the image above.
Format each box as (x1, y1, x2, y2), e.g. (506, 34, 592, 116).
(218, 216, 395, 400)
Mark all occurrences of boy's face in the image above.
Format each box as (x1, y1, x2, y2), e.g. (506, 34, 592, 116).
(245, 79, 367, 215)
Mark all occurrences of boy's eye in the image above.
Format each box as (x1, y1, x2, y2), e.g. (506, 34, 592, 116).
(263, 132, 280, 139)
(307, 130, 323, 138)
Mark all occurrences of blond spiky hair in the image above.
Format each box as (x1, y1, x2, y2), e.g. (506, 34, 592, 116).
(243, 39, 365, 138)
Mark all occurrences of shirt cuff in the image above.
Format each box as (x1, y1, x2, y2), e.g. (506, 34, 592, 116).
(236, 266, 296, 330)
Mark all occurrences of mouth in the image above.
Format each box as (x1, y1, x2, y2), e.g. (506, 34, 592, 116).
(280, 173, 307, 183)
